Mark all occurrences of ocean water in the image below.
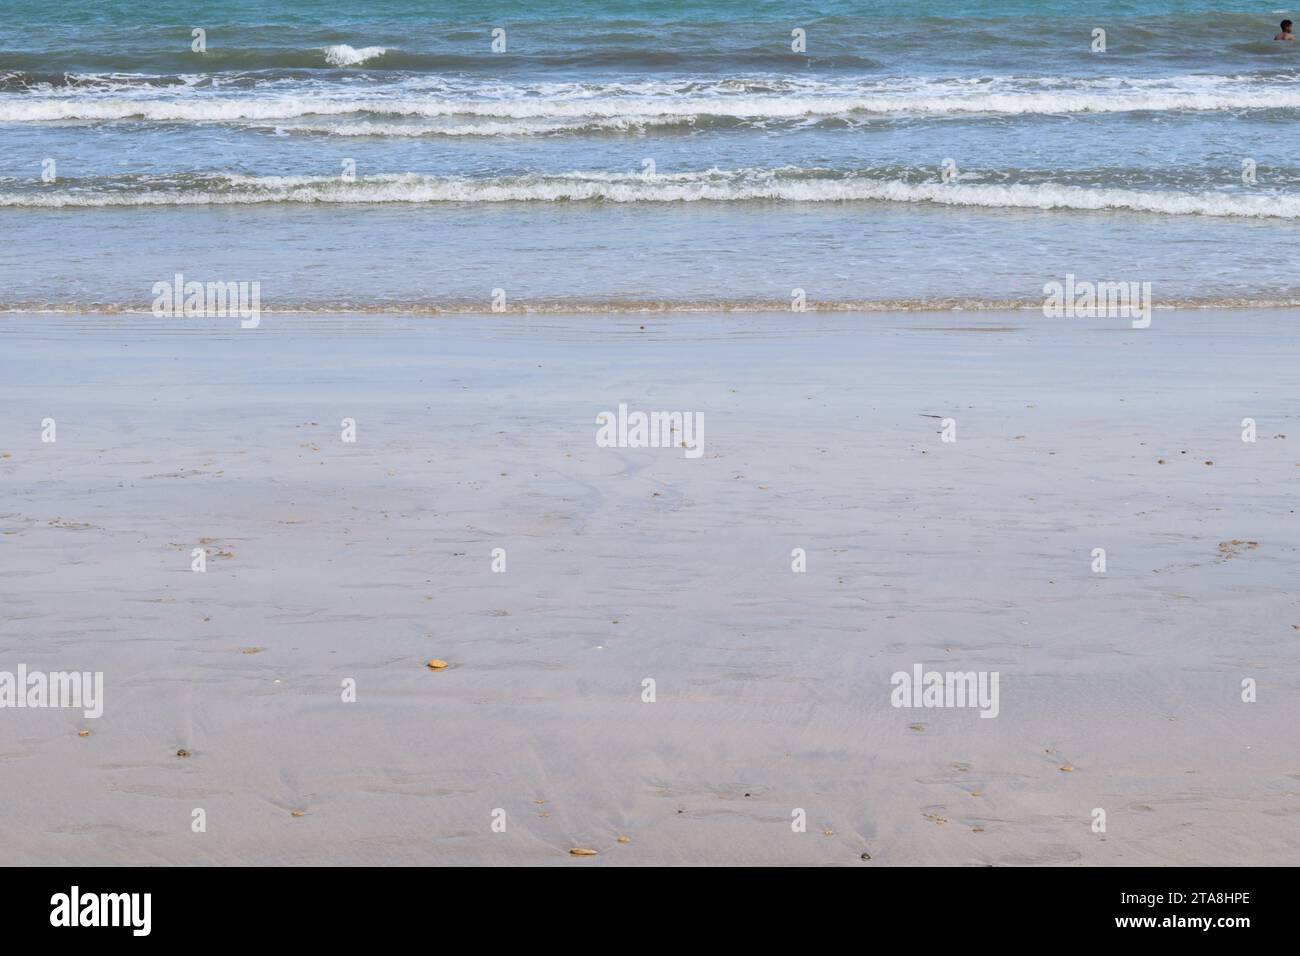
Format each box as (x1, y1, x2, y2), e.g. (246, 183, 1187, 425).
(1, 1, 1298, 311)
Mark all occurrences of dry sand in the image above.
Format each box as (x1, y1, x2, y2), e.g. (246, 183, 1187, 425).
(0, 309, 1297, 865)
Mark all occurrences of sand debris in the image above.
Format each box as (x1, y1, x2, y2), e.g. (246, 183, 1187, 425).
(1217, 540, 1259, 561)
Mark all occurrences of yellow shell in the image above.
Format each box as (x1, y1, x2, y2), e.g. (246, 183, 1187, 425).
(569, 847, 598, 856)
(426, 659, 449, 670)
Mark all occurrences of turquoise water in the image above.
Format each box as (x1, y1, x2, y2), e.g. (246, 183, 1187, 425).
(1, 1, 1298, 309)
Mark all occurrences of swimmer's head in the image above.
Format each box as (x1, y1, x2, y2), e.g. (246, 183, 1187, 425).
(1283, 19, 1294, 33)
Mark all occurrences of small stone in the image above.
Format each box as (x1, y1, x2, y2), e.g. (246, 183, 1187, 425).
(972, 826, 985, 833)
(426, 659, 449, 670)
(291, 809, 305, 817)
(860, 851, 872, 861)
(77, 730, 90, 737)
(823, 829, 834, 836)
(176, 749, 191, 758)
(569, 847, 598, 856)
(1059, 764, 1074, 772)
(617, 835, 632, 844)
(241, 647, 261, 654)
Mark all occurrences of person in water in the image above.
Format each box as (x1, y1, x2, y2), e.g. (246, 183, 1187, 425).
(1276, 19, 1295, 40)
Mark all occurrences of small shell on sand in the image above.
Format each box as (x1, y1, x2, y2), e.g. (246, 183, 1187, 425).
(291, 809, 306, 817)
(426, 659, 449, 670)
(241, 647, 262, 655)
(176, 749, 191, 758)
(77, 730, 90, 737)
(617, 835, 631, 844)
(569, 847, 598, 856)
(1059, 764, 1075, 772)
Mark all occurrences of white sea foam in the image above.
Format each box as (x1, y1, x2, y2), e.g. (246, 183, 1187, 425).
(322, 45, 389, 67)
(4, 169, 1298, 218)
(5, 73, 1300, 123)
(256, 116, 661, 137)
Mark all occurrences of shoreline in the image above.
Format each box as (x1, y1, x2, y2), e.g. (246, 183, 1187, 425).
(5, 300, 1300, 316)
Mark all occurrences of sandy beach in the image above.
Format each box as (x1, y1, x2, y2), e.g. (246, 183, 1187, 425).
(0, 309, 1295, 866)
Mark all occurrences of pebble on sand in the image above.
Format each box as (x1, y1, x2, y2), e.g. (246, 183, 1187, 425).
(1059, 764, 1075, 772)
(569, 847, 598, 856)
(617, 835, 632, 844)
(291, 810, 306, 817)
(176, 749, 191, 758)
(77, 730, 90, 737)
(426, 659, 449, 670)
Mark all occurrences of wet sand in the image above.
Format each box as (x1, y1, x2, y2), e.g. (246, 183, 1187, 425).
(0, 310, 1296, 865)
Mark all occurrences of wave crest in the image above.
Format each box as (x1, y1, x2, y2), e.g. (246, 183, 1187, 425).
(321, 45, 389, 67)
(3, 168, 1297, 218)
(5, 74, 1300, 123)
